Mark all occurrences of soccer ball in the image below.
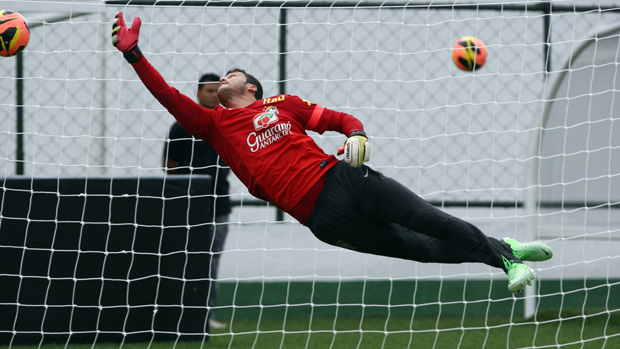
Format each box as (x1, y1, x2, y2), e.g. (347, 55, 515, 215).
(452, 36, 487, 71)
(0, 10, 30, 57)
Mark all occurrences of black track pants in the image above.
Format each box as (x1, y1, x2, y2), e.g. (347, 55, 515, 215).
(304, 162, 519, 272)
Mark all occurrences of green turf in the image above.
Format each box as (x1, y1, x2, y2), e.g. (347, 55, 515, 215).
(12, 309, 620, 349)
(7, 279, 619, 348)
(213, 279, 620, 319)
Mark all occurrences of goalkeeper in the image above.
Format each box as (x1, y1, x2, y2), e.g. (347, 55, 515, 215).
(112, 12, 553, 293)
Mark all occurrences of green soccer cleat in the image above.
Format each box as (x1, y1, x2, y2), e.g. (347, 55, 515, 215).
(503, 238, 553, 262)
(503, 256, 537, 293)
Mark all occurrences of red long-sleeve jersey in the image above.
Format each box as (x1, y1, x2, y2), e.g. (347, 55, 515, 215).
(132, 58, 363, 219)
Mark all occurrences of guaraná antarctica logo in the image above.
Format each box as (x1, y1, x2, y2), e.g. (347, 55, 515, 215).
(247, 106, 293, 152)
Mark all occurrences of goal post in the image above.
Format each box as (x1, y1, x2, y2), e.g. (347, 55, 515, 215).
(524, 20, 620, 319)
(1, 0, 620, 347)
(527, 21, 620, 242)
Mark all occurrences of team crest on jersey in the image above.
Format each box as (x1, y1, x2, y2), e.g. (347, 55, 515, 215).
(253, 106, 279, 131)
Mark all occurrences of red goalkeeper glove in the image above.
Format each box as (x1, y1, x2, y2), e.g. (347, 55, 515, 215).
(339, 130, 371, 168)
(111, 12, 143, 63)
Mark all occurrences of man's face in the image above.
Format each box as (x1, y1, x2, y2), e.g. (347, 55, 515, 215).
(217, 71, 253, 106)
(196, 82, 220, 109)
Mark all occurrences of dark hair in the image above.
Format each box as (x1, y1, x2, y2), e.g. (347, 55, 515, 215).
(225, 68, 263, 100)
(198, 73, 220, 91)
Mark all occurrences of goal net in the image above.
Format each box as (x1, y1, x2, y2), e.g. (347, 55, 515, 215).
(1, 0, 619, 347)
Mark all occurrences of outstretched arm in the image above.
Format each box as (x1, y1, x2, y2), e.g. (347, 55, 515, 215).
(111, 12, 212, 137)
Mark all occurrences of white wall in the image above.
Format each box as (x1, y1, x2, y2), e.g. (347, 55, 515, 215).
(220, 206, 620, 281)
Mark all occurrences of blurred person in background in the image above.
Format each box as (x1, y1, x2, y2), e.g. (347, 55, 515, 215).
(162, 73, 231, 330)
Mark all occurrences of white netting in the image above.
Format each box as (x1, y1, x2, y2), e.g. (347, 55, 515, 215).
(1, 0, 619, 347)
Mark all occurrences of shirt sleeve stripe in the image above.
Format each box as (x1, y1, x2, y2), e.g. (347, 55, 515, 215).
(307, 105, 324, 130)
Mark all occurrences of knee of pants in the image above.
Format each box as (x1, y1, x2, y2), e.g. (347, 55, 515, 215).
(443, 216, 485, 247)
(409, 206, 456, 238)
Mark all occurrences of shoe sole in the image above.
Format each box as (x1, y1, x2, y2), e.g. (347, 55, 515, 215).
(508, 269, 537, 293)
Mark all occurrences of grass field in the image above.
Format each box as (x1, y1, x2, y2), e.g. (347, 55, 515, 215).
(12, 309, 620, 349)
